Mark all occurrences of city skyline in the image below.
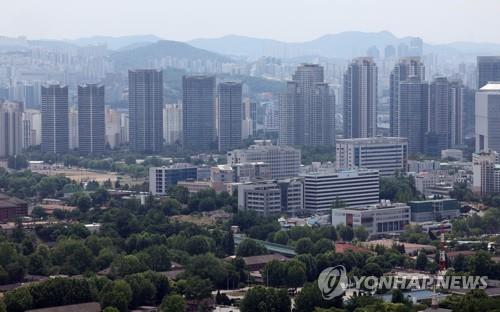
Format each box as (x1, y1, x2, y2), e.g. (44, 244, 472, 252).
(2, 0, 500, 44)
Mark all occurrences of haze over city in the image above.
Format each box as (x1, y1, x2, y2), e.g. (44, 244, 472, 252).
(2, 1, 500, 312)
(3, 0, 500, 43)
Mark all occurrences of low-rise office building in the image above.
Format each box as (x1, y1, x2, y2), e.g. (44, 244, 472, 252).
(0, 193, 28, 222)
(301, 165, 380, 212)
(336, 137, 408, 177)
(409, 198, 460, 222)
(149, 164, 198, 195)
(238, 178, 304, 216)
(332, 200, 411, 237)
(227, 140, 301, 179)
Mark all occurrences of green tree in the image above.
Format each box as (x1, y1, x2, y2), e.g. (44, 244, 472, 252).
(221, 230, 235, 255)
(240, 287, 290, 312)
(295, 237, 314, 254)
(160, 294, 186, 312)
(295, 282, 343, 312)
(110, 255, 147, 278)
(286, 260, 307, 288)
(415, 251, 428, 270)
(185, 235, 212, 255)
(7, 155, 28, 170)
(124, 274, 156, 307)
(4, 287, 33, 312)
(72, 192, 92, 212)
(354, 226, 369, 242)
(236, 239, 266, 257)
(336, 224, 354, 242)
(100, 280, 133, 312)
(263, 260, 287, 287)
(273, 231, 289, 244)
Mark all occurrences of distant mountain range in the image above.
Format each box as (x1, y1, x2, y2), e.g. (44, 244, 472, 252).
(110, 40, 232, 69)
(69, 35, 162, 50)
(2, 31, 500, 61)
(189, 31, 500, 59)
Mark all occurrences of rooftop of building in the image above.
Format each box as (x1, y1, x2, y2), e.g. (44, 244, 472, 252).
(480, 82, 500, 91)
(26, 302, 101, 312)
(337, 200, 408, 211)
(337, 136, 408, 144)
(0, 193, 27, 208)
(301, 164, 379, 176)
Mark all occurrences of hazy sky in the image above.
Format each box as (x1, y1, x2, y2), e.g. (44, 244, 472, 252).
(3, 0, 500, 43)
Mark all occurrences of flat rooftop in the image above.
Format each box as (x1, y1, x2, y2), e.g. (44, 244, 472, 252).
(480, 82, 500, 91)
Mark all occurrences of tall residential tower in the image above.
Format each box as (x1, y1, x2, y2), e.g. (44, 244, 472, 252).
(182, 75, 216, 151)
(128, 69, 163, 153)
(78, 84, 105, 155)
(343, 57, 377, 138)
(217, 82, 242, 152)
(41, 84, 69, 154)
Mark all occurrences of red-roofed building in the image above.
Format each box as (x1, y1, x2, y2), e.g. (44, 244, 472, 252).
(0, 193, 28, 222)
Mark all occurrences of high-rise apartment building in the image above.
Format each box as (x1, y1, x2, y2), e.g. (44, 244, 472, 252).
(477, 56, 500, 89)
(279, 64, 335, 146)
(68, 108, 79, 150)
(0, 101, 23, 158)
(427, 77, 451, 155)
(163, 103, 182, 145)
(343, 57, 377, 138)
(389, 57, 425, 136)
(398, 77, 429, 155)
(182, 75, 215, 151)
(336, 137, 408, 177)
(78, 84, 105, 155)
(105, 108, 122, 149)
(128, 69, 163, 153)
(476, 82, 500, 153)
(217, 82, 242, 152)
(450, 81, 465, 147)
(41, 84, 69, 154)
(242, 98, 257, 138)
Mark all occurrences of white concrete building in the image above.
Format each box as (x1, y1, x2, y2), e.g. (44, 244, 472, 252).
(476, 82, 500, 153)
(336, 137, 408, 177)
(301, 165, 380, 212)
(163, 103, 182, 145)
(68, 107, 79, 150)
(227, 140, 301, 179)
(472, 151, 500, 196)
(105, 108, 122, 149)
(332, 201, 410, 237)
(237, 178, 304, 216)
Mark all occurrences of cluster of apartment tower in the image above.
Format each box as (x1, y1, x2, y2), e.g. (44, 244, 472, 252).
(3, 55, 500, 159)
(0, 70, 252, 158)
